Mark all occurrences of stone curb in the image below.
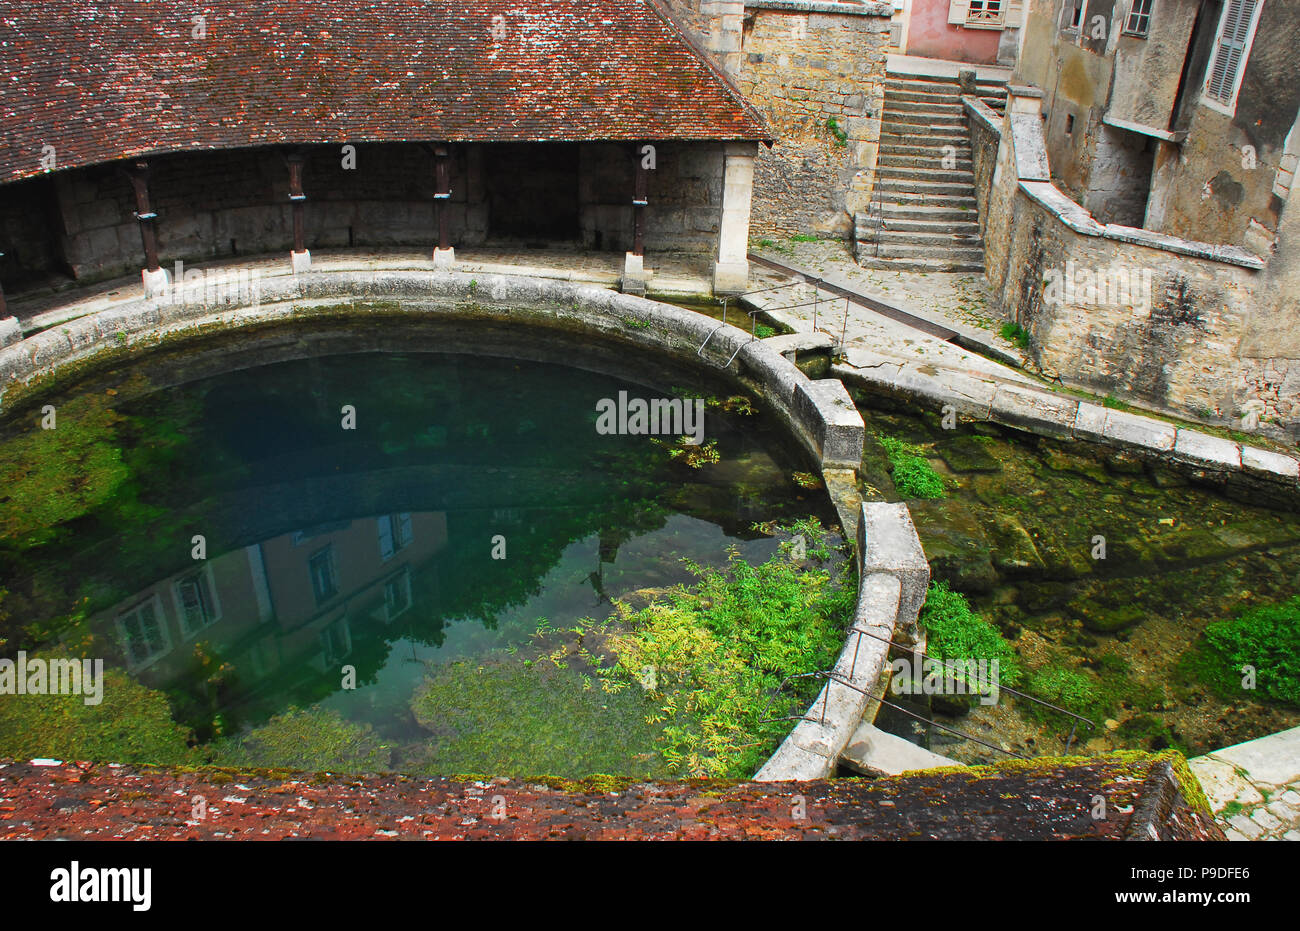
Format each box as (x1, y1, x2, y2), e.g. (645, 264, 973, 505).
(755, 502, 930, 781)
(832, 359, 1300, 494)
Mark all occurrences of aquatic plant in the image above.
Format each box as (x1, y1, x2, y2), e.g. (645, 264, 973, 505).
(0, 655, 193, 765)
(878, 434, 945, 499)
(918, 581, 1020, 687)
(600, 519, 854, 778)
(1191, 596, 1300, 707)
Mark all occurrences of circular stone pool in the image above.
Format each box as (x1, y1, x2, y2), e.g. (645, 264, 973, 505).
(0, 323, 847, 779)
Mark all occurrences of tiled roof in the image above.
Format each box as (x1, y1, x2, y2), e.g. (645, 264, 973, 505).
(0, 754, 1224, 840)
(0, 0, 770, 185)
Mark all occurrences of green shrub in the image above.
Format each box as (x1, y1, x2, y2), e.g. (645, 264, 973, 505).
(1193, 596, 1300, 706)
(1024, 666, 1106, 720)
(919, 581, 1019, 687)
(601, 520, 855, 778)
(205, 706, 393, 773)
(879, 435, 945, 499)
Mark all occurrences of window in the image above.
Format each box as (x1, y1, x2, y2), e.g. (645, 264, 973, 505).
(1203, 0, 1264, 115)
(1124, 0, 1154, 37)
(174, 568, 221, 638)
(319, 617, 351, 666)
(967, 0, 1004, 26)
(383, 567, 413, 621)
(377, 512, 413, 561)
(117, 597, 171, 669)
(308, 545, 339, 605)
(1063, 0, 1086, 31)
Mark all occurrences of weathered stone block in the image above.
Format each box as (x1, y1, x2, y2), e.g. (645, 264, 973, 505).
(1101, 408, 1176, 452)
(1240, 445, 1300, 482)
(858, 503, 929, 639)
(1172, 429, 1241, 472)
(991, 384, 1078, 438)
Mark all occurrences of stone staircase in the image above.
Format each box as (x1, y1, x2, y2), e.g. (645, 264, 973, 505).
(856, 73, 1008, 273)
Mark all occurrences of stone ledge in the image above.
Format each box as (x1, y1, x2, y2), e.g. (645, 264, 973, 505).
(1018, 181, 1105, 236)
(746, 0, 894, 16)
(962, 95, 1003, 135)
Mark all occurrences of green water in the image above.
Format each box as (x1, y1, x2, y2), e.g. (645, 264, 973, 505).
(0, 347, 831, 777)
(860, 404, 1300, 762)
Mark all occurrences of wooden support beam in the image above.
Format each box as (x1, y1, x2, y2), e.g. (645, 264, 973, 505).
(123, 161, 160, 272)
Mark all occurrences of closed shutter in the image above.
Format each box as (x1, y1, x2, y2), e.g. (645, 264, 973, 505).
(1206, 0, 1259, 104)
(377, 514, 395, 560)
(949, 0, 972, 26)
(1005, 0, 1025, 28)
(397, 512, 413, 547)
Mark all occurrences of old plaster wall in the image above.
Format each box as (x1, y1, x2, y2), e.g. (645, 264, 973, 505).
(905, 0, 1002, 65)
(737, 2, 892, 238)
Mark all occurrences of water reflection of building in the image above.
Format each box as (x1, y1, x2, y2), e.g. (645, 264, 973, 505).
(95, 512, 447, 698)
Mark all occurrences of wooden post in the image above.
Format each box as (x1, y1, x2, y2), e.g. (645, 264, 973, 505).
(632, 142, 648, 257)
(125, 161, 160, 273)
(287, 153, 306, 253)
(286, 151, 310, 272)
(433, 143, 454, 267)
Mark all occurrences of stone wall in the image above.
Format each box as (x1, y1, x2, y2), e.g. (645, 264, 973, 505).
(0, 142, 730, 290)
(974, 94, 1299, 440)
(736, 1, 892, 238)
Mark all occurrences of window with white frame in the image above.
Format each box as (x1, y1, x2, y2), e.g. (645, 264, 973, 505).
(377, 512, 413, 562)
(174, 567, 221, 638)
(968, 0, 1004, 26)
(1203, 0, 1264, 115)
(1124, 0, 1154, 37)
(117, 597, 171, 669)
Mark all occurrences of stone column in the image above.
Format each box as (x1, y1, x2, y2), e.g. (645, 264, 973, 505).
(712, 142, 756, 295)
(286, 152, 310, 273)
(622, 142, 649, 295)
(124, 161, 169, 298)
(433, 143, 455, 268)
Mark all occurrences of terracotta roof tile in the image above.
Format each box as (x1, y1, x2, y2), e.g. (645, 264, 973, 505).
(0, 0, 770, 184)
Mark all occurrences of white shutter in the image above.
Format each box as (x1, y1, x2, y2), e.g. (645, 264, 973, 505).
(377, 514, 395, 560)
(1207, 0, 1259, 103)
(1005, 0, 1025, 28)
(949, 0, 972, 26)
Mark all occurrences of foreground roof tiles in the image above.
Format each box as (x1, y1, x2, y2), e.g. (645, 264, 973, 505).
(0, 0, 769, 185)
(0, 754, 1223, 840)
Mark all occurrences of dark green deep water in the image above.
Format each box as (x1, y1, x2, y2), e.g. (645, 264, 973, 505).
(0, 346, 829, 776)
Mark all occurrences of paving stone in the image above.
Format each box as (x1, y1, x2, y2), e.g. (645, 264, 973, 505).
(1188, 756, 1265, 811)
(1226, 813, 1265, 839)
(1250, 807, 1283, 832)
(1266, 799, 1299, 824)
(1284, 830, 1300, 842)
(1211, 725, 1300, 789)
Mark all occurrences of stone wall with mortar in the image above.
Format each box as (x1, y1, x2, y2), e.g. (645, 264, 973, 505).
(975, 96, 1299, 441)
(736, 1, 893, 239)
(1, 142, 731, 291)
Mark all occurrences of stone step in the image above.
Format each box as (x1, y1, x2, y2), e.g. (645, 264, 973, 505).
(840, 722, 963, 777)
(875, 202, 979, 221)
(879, 143, 973, 160)
(882, 109, 968, 128)
(877, 179, 978, 199)
(878, 165, 975, 183)
(855, 252, 986, 273)
(877, 153, 974, 172)
(886, 77, 1008, 97)
(869, 216, 981, 234)
(880, 129, 969, 146)
(872, 241, 985, 261)
(887, 97, 967, 114)
(865, 228, 984, 248)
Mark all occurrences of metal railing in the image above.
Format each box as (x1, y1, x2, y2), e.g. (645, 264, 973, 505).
(760, 625, 1097, 761)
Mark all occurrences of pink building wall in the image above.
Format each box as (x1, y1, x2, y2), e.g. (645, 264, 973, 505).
(906, 0, 1002, 65)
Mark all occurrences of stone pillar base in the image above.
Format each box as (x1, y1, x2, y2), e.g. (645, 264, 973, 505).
(142, 266, 170, 299)
(712, 260, 749, 295)
(433, 247, 456, 269)
(621, 252, 646, 295)
(291, 249, 312, 274)
(0, 316, 21, 348)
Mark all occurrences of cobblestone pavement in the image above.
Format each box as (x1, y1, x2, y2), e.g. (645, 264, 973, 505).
(1189, 725, 1300, 841)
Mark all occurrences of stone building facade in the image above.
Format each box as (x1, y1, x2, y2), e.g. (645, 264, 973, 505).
(964, 1, 1300, 440)
(665, 1, 894, 239)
